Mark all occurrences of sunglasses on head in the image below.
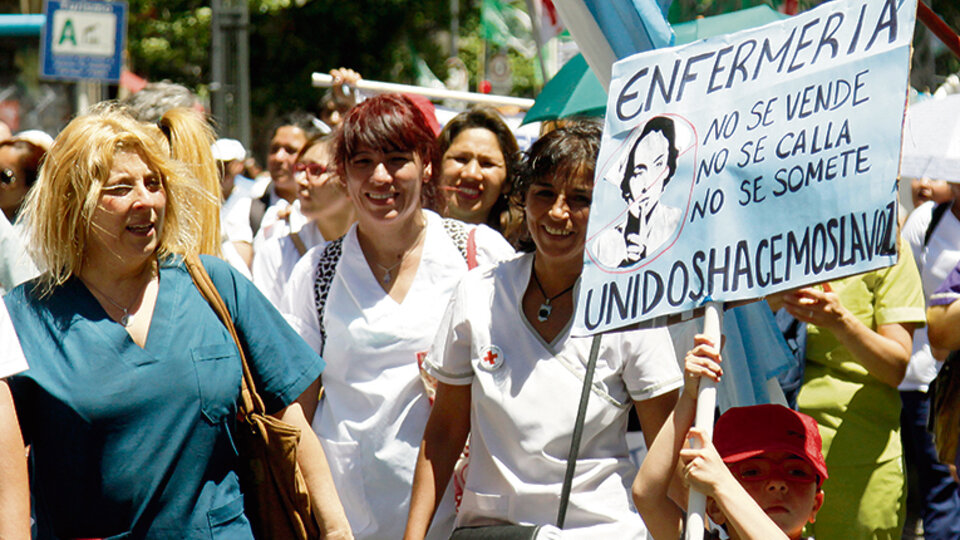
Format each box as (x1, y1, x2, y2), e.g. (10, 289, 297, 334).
(293, 162, 329, 177)
(0, 168, 15, 185)
(729, 457, 818, 484)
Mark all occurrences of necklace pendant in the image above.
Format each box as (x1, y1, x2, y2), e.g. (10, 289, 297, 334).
(382, 270, 391, 284)
(119, 312, 131, 327)
(537, 302, 552, 322)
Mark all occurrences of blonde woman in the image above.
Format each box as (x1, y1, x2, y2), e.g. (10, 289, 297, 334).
(1, 106, 352, 539)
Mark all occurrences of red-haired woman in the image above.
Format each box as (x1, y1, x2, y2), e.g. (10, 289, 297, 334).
(281, 94, 515, 540)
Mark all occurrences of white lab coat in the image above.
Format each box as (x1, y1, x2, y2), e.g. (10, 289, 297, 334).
(282, 210, 515, 539)
(425, 253, 682, 539)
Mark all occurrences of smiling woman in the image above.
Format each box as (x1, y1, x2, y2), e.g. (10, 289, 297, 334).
(436, 107, 520, 243)
(1, 105, 352, 538)
(405, 120, 682, 539)
(280, 93, 516, 540)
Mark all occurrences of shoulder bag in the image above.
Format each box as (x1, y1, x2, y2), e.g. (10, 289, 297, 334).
(930, 349, 960, 465)
(185, 254, 320, 540)
(449, 335, 603, 539)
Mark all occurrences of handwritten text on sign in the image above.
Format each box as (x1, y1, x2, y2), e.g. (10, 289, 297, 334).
(574, 0, 915, 335)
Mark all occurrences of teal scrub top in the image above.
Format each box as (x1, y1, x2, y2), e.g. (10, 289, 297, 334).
(4, 255, 325, 539)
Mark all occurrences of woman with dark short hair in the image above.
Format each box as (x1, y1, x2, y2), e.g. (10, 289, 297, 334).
(405, 120, 681, 539)
(0, 137, 46, 292)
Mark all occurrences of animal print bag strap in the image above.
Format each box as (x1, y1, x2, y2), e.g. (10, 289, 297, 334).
(441, 217, 471, 263)
(312, 237, 344, 356)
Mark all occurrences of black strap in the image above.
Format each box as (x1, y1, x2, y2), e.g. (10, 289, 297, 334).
(248, 190, 271, 236)
(556, 333, 602, 529)
(924, 201, 952, 247)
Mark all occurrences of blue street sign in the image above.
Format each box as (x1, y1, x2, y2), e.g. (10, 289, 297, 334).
(40, 0, 128, 82)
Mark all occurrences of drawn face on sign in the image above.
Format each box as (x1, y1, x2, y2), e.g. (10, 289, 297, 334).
(626, 131, 670, 214)
(620, 116, 678, 218)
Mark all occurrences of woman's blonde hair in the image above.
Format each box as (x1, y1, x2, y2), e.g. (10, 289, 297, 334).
(21, 104, 214, 294)
(158, 107, 221, 255)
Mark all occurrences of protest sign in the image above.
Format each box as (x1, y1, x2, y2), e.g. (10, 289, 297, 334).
(574, 0, 916, 335)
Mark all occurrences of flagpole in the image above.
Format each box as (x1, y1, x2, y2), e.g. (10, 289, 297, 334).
(525, 0, 551, 88)
(310, 73, 535, 109)
(918, 0, 960, 60)
(685, 301, 722, 540)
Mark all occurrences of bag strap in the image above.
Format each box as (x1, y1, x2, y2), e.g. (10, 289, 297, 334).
(466, 227, 478, 270)
(288, 230, 308, 257)
(442, 217, 471, 263)
(925, 201, 952, 248)
(248, 190, 271, 237)
(312, 237, 345, 356)
(556, 333, 602, 529)
(184, 254, 266, 418)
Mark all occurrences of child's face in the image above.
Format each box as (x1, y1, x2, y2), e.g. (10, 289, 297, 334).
(729, 451, 824, 538)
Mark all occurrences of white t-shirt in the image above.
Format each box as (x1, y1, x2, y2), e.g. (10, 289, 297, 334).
(253, 222, 326, 308)
(281, 210, 515, 540)
(902, 200, 960, 391)
(425, 253, 681, 539)
(253, 197, 307, 254)
(0, 300, 28, 378)
(221, 184, 255, 245)
(0, 214, 39, 294)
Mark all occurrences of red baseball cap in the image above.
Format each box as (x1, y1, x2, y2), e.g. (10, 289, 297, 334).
(402, 93, 441, 137)
(714, 404, 828, 488)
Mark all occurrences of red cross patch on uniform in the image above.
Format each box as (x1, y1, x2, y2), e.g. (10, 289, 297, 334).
(478, 345, 504, 372)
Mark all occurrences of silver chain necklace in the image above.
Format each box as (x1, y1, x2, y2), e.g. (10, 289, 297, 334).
(373, 225, 426, 284)
(82, 279, 133, 326)
(375, 259, 404, 284)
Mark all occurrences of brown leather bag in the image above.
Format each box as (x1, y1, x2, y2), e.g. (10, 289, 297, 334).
(185, 254, 320, 539)
(931, 351, 960, 465)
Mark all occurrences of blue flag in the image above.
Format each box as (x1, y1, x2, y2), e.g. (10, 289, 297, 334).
(580, 0, 675, 57)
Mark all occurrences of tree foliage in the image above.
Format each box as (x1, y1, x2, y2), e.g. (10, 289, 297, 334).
(126, 1, 211, 90)
(123, 0, 960, 144)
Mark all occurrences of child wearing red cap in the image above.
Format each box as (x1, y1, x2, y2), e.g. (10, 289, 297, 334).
(635, 335, 826, 540)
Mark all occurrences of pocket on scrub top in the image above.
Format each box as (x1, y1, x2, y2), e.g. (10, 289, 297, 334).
(206, 495, 252, 537)
(458, 489, 511, 525)
(322, 439, 374, 534)
(192, 344, 242, 424)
